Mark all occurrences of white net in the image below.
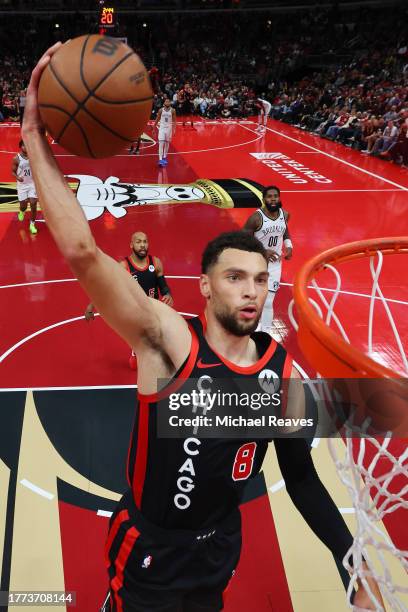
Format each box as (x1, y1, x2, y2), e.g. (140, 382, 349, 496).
(289, 249, 408, 611)
(329, 431, 408, 611)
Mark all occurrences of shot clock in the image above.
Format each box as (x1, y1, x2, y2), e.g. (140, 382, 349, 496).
(99, 5, 116, 34)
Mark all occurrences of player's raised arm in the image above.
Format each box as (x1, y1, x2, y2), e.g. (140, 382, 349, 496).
(22, 44, 190, 370)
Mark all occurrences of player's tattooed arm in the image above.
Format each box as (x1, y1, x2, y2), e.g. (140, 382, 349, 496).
(242, 211, 262, 234)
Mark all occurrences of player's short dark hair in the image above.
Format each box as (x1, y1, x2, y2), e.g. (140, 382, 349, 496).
(19, 139, 24, 148)
(201, 231, 267, 273)
(262, 185, 280, 198)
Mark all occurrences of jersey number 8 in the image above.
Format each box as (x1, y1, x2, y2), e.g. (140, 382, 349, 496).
(232, 442, 257, 481)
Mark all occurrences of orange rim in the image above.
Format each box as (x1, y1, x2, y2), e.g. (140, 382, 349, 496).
(293, 237, 408, 378)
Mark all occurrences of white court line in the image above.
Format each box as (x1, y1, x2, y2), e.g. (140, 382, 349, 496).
(0, 278, 77, 290)
(295, 151, 321, 154)
(0, 275, 198, 290)
(0, 311, 197, 365)
(20, 478, 54, 500)
(339, 508, 355, 514)
(269, 480, 286, 493)
(237, 122, 263, 137)
(2, 276, 407, 308)
(97, 509, 113, 518)
(257, 121, 408, 192)
(0, 315, 85, 364)
(51, 139, 157, 151)
(53, 132, 263, 158)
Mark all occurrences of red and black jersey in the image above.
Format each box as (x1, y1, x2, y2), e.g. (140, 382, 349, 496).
(123, 255, 159, 299)
(126, 314, 292, 530)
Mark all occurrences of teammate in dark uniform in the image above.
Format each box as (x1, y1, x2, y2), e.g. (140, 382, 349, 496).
(23, 45, 383, 612)
(182, 84, 194, 129)
(128, 136, 141, 155)
(85, 231, 173, 369)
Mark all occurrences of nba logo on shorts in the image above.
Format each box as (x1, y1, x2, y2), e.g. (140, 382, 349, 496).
(142, 555, 153, 569)
(258, 369, 280, 394)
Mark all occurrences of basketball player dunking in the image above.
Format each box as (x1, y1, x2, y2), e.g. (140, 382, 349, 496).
(85, 231, 173, 369)
(153, 98, 176, 166)
(243, 185, 292, 335)
(22, 44, 383, 612)
(11, 139, 38, 234)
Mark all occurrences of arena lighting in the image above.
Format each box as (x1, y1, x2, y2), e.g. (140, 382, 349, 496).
(143, 22, 147, 27)
(55, 23, 60, 28)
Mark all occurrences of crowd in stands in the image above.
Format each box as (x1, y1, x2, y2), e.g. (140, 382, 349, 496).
(1, 3, 407, 166)
(268, 44, 408, 166)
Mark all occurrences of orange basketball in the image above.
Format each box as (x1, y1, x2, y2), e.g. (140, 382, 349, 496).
(38, 35, 153, 158)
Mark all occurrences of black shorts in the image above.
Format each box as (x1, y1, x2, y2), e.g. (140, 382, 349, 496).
(105, 490, 242, 611)
(181, 101, 193, 116)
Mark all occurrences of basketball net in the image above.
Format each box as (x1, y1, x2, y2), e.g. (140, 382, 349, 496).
(289, 238, 408, 612)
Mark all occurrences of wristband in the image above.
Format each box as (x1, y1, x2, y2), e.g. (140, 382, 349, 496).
(284, 239, 293, 248)
(157, 275, 171, 296)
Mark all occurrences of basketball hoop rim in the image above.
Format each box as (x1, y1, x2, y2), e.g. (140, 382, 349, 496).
(293, 237, 408, 378)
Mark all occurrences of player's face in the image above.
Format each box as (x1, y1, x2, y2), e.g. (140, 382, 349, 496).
(201, 248, 268, 336)
(263, 189, 281, 213)
(131, 233, 149, 259)
(164, 99, 171, 108)
(20, 143, 27, 156)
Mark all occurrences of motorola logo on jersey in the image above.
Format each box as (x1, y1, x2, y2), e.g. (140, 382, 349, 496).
(148, 264, 155, 272)
(142, 555, 153, 569)
(258, 369, 280, 394)
(174, 437, 201, 510)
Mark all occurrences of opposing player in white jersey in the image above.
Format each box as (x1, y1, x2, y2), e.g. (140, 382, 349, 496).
(11, 139, 38, 234)
(154, 97, 176, 167)
(256, 97, 272, 131)
(243, 185, 292, 334)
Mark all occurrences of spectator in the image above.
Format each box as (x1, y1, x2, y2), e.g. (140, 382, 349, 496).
(371, 120, 399, 155)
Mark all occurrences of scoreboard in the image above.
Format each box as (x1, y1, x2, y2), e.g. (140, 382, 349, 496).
(99, 6, 116, 34)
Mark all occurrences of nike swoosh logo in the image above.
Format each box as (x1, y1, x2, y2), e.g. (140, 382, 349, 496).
(197, 358, 222, 369)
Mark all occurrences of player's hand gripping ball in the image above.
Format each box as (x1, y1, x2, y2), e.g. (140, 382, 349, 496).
(38, 35, 153, 158)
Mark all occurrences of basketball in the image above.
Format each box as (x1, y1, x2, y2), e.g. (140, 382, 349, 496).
(37, 35, 153, 158)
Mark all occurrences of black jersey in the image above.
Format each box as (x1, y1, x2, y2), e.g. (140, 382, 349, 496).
(124, 254, 159, 299)
(127, 314, 292, 530)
